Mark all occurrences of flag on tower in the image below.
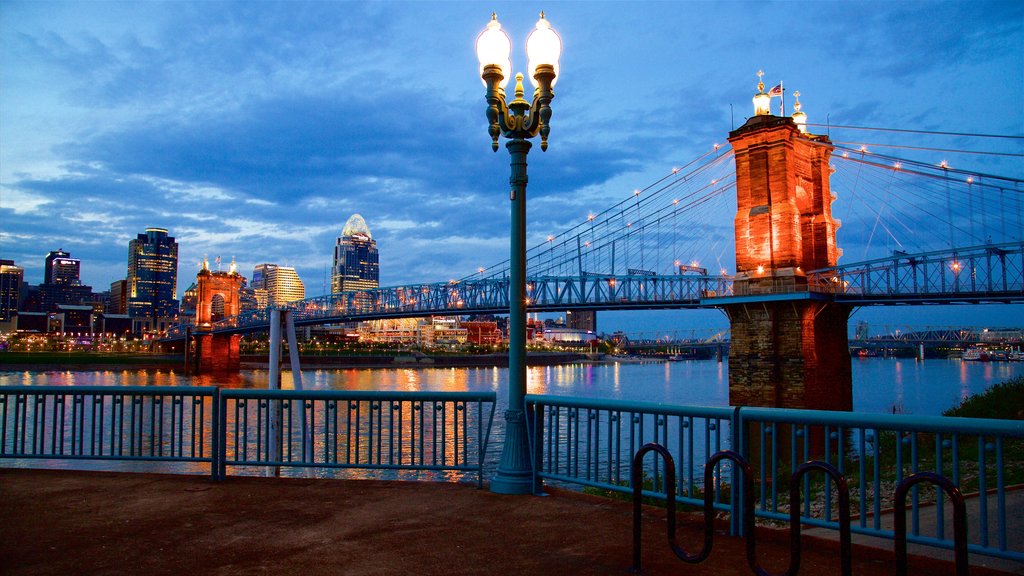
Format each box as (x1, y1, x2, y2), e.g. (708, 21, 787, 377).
(768, 83, 783, 97)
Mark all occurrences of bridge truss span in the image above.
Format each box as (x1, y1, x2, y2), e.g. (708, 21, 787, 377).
(809, 242, 1024, 304)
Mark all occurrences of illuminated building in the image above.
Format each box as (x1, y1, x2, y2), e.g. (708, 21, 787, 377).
(252, 264, 305, 306)
(45, 250, 79, 285)
(38, 250, 93, 312)
(359, 316, 468, 346)
(332, 214, 379, 294)
(127, 228, 179, 319)
(463, 321, 502, 345)
(0, 259, 24, 323)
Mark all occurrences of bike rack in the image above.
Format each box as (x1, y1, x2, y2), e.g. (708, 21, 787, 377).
(631, 446, 974, 576)
(631, 444, 758, 573)
(894, 472, 969, 576)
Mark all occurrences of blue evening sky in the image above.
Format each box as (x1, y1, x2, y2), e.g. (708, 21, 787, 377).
(1, 1, 1021, 335)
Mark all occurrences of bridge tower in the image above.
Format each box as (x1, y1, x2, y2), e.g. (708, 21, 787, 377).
(192, 258, 244, 373)
(724, 87, 851, 411)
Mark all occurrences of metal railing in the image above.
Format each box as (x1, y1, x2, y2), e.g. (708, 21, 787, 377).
(525, 395, 737, 516)
(1, 386, 496, 486)
(0, 386, 216, 469)
(526, 394, 1024, 561)
(216, 389, 496, 486)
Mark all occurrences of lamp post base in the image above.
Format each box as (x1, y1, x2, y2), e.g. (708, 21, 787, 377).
(489, 408, 535, 495)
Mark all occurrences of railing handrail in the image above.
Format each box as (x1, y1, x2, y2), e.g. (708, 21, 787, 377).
(738, 406, 1024, 436)
(525, 393, 735, 419)
(0, 385, 216, 396)
(220, 389, 496, 402)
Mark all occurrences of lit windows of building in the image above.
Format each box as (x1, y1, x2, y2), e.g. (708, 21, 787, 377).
(126, 228, 179, 319)
(251, 264, 305, 306)
(45, 250, 80, 285)
(332, 214, 379, 294)
(0, 259, 24, 323)
(38, 250, 93, 312)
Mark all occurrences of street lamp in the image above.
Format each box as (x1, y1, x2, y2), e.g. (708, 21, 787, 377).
(477, 12, 561, 495)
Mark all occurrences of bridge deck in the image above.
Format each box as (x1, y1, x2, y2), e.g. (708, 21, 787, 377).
(2, 468, 1017, 575)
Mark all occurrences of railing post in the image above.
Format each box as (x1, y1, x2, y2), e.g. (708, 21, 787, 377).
(731, 406, 745, 537)
(210, 386, 220, 480)
(527, 399, 544, 494)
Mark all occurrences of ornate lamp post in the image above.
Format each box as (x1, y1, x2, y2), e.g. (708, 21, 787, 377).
(476, 12, 561, 495)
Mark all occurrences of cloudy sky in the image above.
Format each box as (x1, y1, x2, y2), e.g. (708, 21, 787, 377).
(2, 1, 1021, 334)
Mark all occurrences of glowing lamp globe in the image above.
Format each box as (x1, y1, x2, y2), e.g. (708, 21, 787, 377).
(477, 14, 512, 88)
(526, 13, 561, 88)
(792, 110, 807, 133)
(753, 91, 771, 116)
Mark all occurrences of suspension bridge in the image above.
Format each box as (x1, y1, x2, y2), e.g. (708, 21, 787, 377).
(163, 112, 1023, 404)
(165, 120, 1023, 336)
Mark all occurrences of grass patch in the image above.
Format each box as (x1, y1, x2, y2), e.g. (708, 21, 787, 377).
(943, 376, 1024, 420)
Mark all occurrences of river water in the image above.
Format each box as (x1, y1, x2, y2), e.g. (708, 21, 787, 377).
(1, 357, 1019, 416)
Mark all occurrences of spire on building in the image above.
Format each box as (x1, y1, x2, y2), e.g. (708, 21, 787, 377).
(791, 90, 808, 133)
(752, 69, 771, 116)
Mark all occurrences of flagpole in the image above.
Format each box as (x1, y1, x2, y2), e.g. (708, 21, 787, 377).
(780, 80, 785, 116)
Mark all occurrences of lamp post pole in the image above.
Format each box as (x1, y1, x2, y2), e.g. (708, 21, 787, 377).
(477, 13, 560, 495)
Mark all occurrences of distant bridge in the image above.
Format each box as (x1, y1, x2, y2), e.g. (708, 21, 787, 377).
(163, 241, 1024, 340)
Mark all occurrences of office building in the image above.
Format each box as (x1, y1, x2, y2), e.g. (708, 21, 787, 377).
(252, 264, 305, 306)
(332, 214, 379, 294)
(45, 250, 80, 285)
(38, 250, 92, 312)
(0, 260, 24, 322)
(107, 279, 127, 314)
(126, 228, 179, 319)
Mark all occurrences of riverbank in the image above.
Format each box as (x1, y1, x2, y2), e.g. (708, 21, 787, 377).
(242, 351, 603, 369)
(0, 352, 182, 372)
(0, 351, 607, 372)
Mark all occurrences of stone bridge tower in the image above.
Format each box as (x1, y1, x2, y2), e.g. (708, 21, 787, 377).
(724, 81, 852, 411)
(192, 258, 244, 373)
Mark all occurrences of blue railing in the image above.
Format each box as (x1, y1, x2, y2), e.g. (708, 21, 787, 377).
(0, 386, 216, 469)
(0, 386, 496, 486)
(216, 389, 496, 486)
(4, 385, 1020, 560)
(525, 395, 738, 518)
(525, 394, 1024, 561)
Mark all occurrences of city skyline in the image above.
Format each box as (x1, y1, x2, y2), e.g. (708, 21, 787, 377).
(2, 2, 1021, 332)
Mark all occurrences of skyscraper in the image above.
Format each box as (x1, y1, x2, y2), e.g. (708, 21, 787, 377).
(252, 264, 305, 307)
(0, 260, 24, 322)
(38, 250, 92, 312)
(44, 250, 80, 285)
(332, 214, 379, 294)
(126, 227, 179, 319)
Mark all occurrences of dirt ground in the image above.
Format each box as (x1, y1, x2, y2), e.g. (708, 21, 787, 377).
(0, 468, 1016, 575)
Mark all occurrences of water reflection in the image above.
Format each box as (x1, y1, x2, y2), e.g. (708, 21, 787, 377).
(1, 358, 1018, 416)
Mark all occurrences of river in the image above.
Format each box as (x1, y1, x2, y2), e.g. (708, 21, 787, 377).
(1, 357, 1019, 416)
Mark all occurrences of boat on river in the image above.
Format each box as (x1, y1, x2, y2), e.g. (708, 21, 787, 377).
(962, 347, 990, 362)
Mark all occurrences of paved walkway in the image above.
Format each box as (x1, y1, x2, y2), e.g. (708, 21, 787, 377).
(1, 469, 1019, 575)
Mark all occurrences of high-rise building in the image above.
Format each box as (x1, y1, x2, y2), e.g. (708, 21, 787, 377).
(126, 228, 179, 319)
(252, 264, 305, 306)
(38, 250, 92, 312)
(0, 259, 24, 322)
(45, 250, 80, 285)
(332, 214, 379, 294)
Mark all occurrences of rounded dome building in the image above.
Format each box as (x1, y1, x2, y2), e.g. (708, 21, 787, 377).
(332, 214, 379, 294)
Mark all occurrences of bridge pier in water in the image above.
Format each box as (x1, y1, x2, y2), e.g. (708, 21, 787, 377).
(726, 107, 852, 411)
(725, 300, 852, 410)
(194, 333, 241, 373)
